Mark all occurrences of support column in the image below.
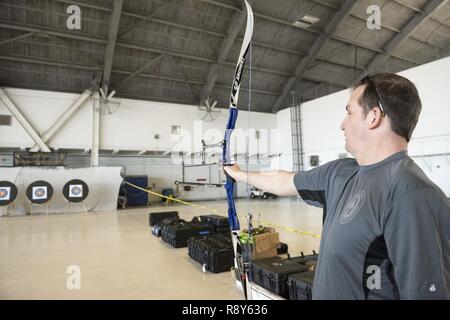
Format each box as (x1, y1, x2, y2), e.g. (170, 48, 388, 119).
(91, 91, 100, 167)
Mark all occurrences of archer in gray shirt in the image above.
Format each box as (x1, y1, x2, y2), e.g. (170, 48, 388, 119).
(225, 73, 450, 299)
(293, 150, 450, 299)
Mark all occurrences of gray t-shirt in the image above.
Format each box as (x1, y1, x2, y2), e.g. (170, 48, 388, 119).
(293, 151, 450, 299)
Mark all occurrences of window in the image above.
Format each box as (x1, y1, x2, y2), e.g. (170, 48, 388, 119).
(171, 125, 180, 135)
(0, 115, 12, 126)
(309, 155, 319, 167)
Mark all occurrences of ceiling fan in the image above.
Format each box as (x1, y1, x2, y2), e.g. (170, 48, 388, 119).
(99, 88, 121, 116)
(198, 96, 221, 122)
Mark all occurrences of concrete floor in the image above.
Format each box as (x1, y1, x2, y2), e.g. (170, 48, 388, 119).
(0, 197, 322, 299)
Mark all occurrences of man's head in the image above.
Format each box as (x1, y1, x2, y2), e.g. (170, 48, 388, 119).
(340, 72, 422, 157)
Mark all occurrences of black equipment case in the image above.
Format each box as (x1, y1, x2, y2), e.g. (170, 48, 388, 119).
(249, 256, 309, 298)
(187, 234, 234, 273)
(198, 214, 229, 227)
(149, 211, 179, 226)
(196, 214, 230, 235)
(162, 221, 215, 248)
(288, 271, 315, 300)
(151, 217, 183, 237)
(288, 250, 319, 265)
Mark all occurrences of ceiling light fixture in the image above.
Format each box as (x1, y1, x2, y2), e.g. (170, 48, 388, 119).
(293, 14, 320, 28)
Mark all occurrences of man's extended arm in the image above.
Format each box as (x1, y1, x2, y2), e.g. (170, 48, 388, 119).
(224, 164, 298, 196)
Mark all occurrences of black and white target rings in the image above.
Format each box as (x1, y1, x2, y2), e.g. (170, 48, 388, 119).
(0, 181, 18, 206)
(26, 180, 54, 204)
(63, 179, 89, 202)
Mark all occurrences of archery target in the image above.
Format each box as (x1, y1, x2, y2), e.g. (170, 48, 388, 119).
(69, 185, 83, 197)
(0, 187, 10, 200)
(63, 179, 89, 202)
(32, 186, 47, 200)
(0, 181, 17, 206)
(26, 181, 53, 204)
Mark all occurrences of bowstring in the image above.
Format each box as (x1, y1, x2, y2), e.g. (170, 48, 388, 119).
(246, 41, 253, 300)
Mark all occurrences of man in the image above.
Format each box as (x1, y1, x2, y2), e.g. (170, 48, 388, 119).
(224, 73, 450, 300)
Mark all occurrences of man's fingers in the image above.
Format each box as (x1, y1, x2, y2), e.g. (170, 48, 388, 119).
(224, 165, 235, 176)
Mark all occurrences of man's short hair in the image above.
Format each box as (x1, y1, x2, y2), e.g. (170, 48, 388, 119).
(354, 73, 422, 142)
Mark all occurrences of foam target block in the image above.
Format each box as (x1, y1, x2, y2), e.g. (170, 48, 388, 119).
(26, 180, 54, 204)
(0, 181, 18, 206)
(63, 179, 89, 203)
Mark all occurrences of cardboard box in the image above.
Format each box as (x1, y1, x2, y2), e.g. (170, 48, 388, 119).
(240, 227, 279, 261)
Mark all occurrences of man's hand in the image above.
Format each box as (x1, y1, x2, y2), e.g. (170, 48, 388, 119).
(223, 164, 246, 182)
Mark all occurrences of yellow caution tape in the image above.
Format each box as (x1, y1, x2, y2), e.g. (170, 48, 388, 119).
(124, 181, 219, 213)
(124, 181, 321, 239)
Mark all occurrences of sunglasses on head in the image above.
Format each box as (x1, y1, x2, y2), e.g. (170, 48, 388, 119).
(360, 74, 386, 116)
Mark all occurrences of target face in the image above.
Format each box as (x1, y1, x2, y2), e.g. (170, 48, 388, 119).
(0, 187, 11, 200)
(26, 181, 53, 204)
(32, 186, 48, 200)
(63, 179, 89, 202)
(0, 181, 17, 206)
(69, 185, 83, 197)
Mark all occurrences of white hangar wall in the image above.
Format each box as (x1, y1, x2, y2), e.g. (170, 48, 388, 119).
(0, 88, 279, 201)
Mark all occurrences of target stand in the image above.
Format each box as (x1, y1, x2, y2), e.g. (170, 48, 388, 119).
(0, 203, 15, 217)
(26, 180, 54, 216)
(0, 181, 18, 216)
(63, 179, 90, 214)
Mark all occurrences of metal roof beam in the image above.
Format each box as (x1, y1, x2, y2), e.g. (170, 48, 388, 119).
(102, 0, 123, 92)
(0, 32, 35, 46)
(0, 54, 101, 71)
(200, 0, 419, 67)
(365, 0, 447, 74)
(0, 22, 107, 43)
(0, 22, 367, 77)
(50, 0, 112, 12)
(167, 55, 198, 103)
(271, 0, 355, 113)
(116, 42, 293, 77)
(200, 8, 246, 105)
(40, 0, 384, 72)
(0, 80, 196, 105)
(117, 0, 175, 39)
(111, 54, 165, 89)
(0, 55, 281, 96)
(392, 0, 450, 28)
(11, 1, 420, 69)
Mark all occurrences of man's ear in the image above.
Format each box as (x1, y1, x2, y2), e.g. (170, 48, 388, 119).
(367, 108, 383, 129)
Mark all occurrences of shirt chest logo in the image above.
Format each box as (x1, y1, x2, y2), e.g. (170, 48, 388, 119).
(339, 190, 366, 224)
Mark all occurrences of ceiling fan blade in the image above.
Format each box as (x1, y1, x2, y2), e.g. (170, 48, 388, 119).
(210, 100, 218, 109)
(105, 103, 112, 115)
(99, 88, 106, 99)
(107, 89, 116, 99)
